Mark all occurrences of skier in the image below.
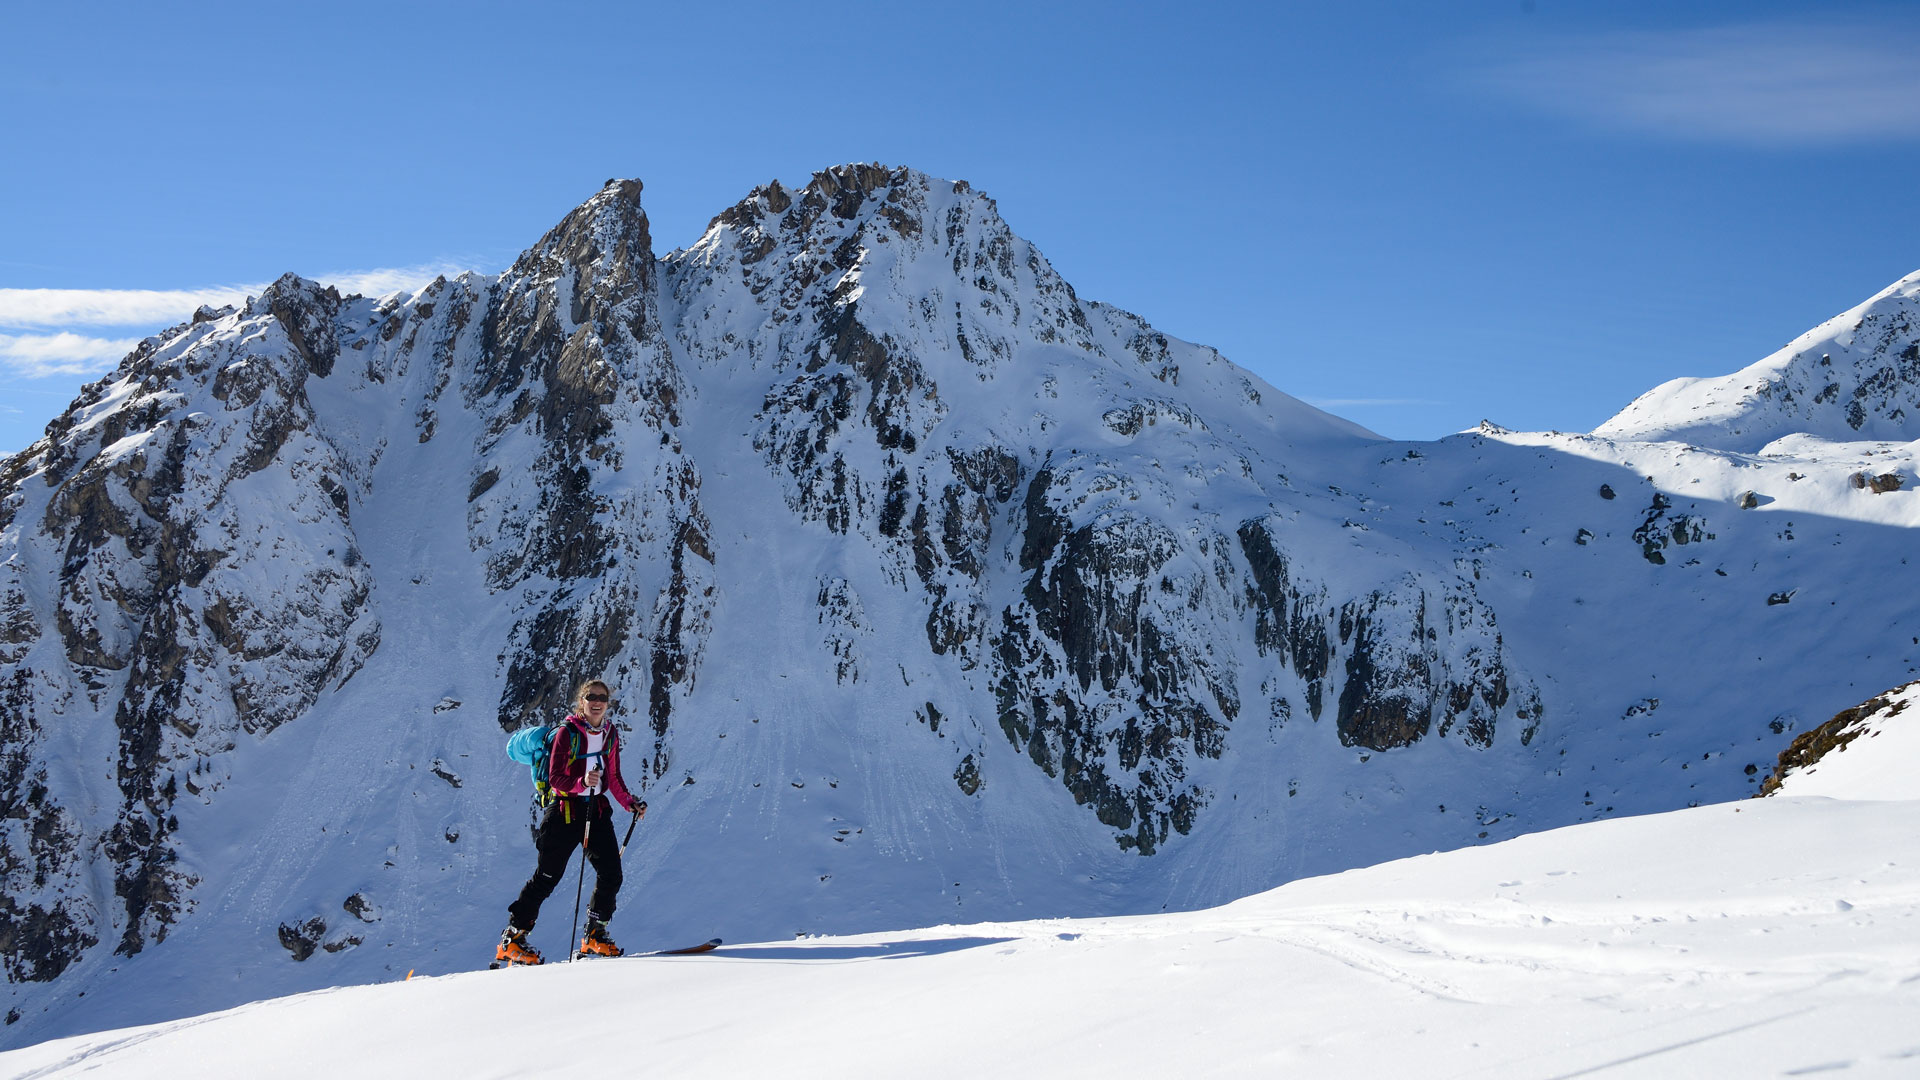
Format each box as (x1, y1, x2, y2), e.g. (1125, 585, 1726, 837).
(496, 678, 647, 965)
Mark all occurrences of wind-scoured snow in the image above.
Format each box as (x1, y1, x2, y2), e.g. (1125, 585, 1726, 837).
(3, 794, 1915, 1079)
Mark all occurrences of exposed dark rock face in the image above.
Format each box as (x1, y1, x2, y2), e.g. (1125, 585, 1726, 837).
(0, 534, 96, 983)
(974, 464, 1536, 852)
(1237, 520, 1331, 720)
(1, 274, 381, 970)
(1238, 519, 1532, 752)
(342, 893, 379, 922)
(998, 468, 1228, 853)
(277, 917, 326, 961)
(471, 180, 713, 744)
(0, 770, 93, 983)
(953, 754, 982, 795)
(1632, 493, 1713, 565)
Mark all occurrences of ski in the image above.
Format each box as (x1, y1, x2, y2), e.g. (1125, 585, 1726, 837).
(493, 937, 721, 966)
(647, 937, 722, 956)
(571, 937, 722, 960)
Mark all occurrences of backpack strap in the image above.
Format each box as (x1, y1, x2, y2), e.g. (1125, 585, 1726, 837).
(550, 721, 586, 821)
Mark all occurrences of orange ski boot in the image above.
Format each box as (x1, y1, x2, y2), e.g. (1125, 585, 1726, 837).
(579, 919, 623, 958)
(495, 926, 544, 966)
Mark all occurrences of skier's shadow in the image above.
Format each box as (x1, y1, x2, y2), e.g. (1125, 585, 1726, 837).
(709, 936, 1015, 962)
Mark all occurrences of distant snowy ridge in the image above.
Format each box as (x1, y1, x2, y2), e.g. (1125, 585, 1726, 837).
(1596, 269, 1920, 451)
(3, 166, 1919, 1050)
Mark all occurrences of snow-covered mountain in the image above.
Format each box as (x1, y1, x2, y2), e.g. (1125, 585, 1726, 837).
(1597, 270, 1920, 451)
(2, 165, 1917, 1046)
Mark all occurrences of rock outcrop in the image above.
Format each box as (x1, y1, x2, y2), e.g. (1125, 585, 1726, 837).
(1758, 680, 1918, 797)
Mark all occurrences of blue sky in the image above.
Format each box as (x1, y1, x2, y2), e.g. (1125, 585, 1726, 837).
(4, 0, 1919, 453)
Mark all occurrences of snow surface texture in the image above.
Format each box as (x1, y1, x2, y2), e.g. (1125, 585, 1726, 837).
(2, 166, 1919, 1047)
(3, 796, 1915, 1079)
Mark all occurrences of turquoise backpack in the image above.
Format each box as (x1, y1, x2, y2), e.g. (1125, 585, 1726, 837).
(506, 722, 578, 806)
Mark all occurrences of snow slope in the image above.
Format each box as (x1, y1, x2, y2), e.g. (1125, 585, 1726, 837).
(4, 795, 1915, 1079)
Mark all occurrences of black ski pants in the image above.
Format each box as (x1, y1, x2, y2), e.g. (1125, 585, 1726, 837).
(508, 796, 623, 930)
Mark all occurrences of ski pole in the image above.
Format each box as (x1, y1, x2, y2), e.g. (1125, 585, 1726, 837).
(620, 801, 647, 855)
(568, 818, 591, 963)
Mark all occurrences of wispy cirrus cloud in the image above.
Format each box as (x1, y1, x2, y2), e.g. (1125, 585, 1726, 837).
(1469, 20, 1920, 144)
(326, 263, 478, 299)
(0, 262, 475, 379)
(0, 286, 257, 330)
(0, 332, 148, 378)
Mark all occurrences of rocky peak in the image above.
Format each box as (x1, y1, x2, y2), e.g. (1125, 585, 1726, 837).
(253, 273, 343, 378)
(510, 179, 653, 301)
(708, 163, 923, 243)
(695, 163, 1032, 284)
(675, 164, 1092, 380)
(464, 179, 710, 739)
(475, 176, 669, 421)
(797, 162, 921, 231)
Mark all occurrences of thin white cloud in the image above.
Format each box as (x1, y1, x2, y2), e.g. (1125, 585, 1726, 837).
(0, 262, 475, 330)
(1471, 20, 1920, 144)
(325, 263, 475, 298)
(0, 332, 146, 378)
(0, 286, 255, 329)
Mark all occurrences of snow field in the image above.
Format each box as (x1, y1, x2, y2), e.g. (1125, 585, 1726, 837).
(5, 796, 1916, 1079)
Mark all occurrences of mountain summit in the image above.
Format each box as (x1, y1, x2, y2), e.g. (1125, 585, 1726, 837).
(3, 165, 1917, 1045)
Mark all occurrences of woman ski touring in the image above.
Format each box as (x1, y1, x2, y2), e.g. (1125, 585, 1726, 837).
(497, 677, 646, 965)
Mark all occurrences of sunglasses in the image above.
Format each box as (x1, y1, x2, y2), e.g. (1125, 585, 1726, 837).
(584, 693, 611, 703)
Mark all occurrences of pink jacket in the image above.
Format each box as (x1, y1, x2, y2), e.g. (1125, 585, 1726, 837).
(545, 714, 643, 813)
